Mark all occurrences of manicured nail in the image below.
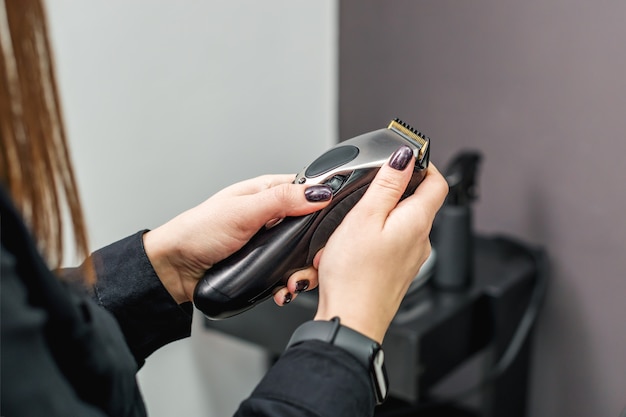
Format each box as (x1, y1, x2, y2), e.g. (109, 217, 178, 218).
(283, 293, 293, 304)
(295, 280, 310, 293)
(305, 184, 332, 202)
(389, 145, 414, 171)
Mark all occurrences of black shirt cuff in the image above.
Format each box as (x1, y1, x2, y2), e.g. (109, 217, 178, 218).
(237, 340, 375, 416)
(91, 230, 193, 365)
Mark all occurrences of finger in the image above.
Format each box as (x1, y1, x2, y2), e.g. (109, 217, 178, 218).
(272, 286, 295, 306)
(273, 266, 321, 306)
(219, 174, 296, 197)
(353, 145, 416, 221)
(312, 248, 324, 269)
(242, 182, 333, 224)
(285, 267, 319, 295)
(397, 163, 449, 222)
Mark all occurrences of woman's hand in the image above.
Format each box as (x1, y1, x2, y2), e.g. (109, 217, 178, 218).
(143, 175, 333, 304)
(313, 146, 448, 343)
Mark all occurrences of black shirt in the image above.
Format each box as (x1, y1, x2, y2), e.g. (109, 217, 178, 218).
(0, 188, 375, 416)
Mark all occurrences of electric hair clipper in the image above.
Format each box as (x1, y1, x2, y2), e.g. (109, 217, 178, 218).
(194, 119, 430, 319)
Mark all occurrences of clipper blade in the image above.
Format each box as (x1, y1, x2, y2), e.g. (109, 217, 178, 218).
(387, 118, 429, 162)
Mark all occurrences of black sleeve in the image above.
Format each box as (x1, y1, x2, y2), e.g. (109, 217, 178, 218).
(1, 188, 148, 416)
(77, 231, 193, 366)
(0, 245, 147, 417)
(1, 248, 106, 417)
(235, 340, 376, 417)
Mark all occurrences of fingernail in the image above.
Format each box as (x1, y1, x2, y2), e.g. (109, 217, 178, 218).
(389, 145, 414, 171)
(265, 217, 283, 229)
(305, 184, 332, 202)
(295, 280, 310, 293)
(283, 293, 293, 304)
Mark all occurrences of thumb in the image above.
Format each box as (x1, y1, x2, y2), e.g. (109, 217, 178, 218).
(245, 183, 333, 225)
(354, 145, 416, 220)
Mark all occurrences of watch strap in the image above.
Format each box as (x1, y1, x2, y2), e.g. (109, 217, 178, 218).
(286, 317, 389, 404)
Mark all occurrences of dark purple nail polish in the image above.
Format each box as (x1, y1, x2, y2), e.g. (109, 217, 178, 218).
(305, 185, 332, 202)
(283, 293, 293, 304)
(295, 280, 310, 293)
(389, 145, 414, 171)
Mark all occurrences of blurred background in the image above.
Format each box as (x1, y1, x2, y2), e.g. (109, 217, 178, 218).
(47, 1, 625, 416)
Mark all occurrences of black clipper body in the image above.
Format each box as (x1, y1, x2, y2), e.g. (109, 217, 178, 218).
(194, 119, 430, 319)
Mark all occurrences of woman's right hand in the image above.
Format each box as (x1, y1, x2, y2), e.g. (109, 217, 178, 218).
(313, 145, 449, 344)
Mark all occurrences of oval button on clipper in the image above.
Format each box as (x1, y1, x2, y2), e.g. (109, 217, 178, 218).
(305, 145, 360, 177)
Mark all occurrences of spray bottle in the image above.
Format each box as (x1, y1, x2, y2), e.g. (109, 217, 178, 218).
(433, 151, 482, 290)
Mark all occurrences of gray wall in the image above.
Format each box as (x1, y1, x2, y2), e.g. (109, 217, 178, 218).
(47, 1, 337, 416)
(340, 1, 625, 416)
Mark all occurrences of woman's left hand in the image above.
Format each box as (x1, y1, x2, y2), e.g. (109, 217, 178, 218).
(142, 174, 332, 305)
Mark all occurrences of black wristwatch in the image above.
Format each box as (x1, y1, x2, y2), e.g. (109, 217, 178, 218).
(285, 317, 389, 404)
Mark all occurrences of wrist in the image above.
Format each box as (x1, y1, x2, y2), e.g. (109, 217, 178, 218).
(314, 309, 387, 344)
(287, 317, 389, 404)
(142, 229, 189, 304)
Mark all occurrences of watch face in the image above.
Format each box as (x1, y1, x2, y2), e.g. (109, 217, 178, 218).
(372, 349, 389, 403)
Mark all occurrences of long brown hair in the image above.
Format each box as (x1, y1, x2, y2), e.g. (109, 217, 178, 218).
(0, 0, 91, 281)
